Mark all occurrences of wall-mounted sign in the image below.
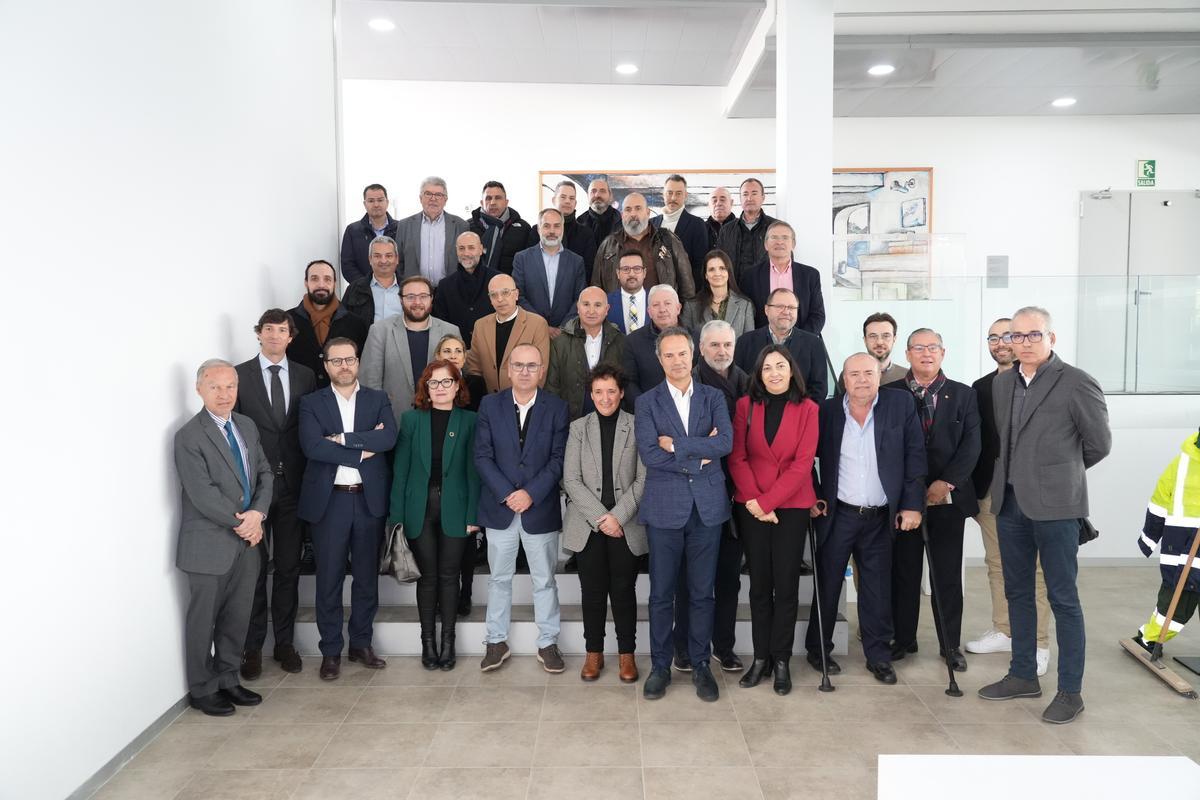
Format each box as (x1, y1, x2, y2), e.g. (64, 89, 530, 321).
(1137, 159, 1156, 187)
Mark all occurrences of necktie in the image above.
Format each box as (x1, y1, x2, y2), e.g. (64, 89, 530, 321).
(628, 294, 639, 331)
(268, 364, 286, 426)
(224, 420, 253, 511)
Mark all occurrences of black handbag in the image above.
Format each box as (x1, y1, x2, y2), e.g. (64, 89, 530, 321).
(1078, 518, 1099, 545)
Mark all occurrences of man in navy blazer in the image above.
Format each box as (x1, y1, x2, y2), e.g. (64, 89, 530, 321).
(740, 221, 825, 333)
(606, 250, 649, 334)
(474, 344, 570, 673)
(636, 326, 733, 702)
(733, 288, 830, 400)
(512, 209, 587, 330)
(297, 337, 398, 681)
(805, 353, 926, 685)
(650, 175, 711, 291)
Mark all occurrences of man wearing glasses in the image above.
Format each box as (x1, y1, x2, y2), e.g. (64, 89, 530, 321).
(396, 176, 469, 287)
(977, 306, 1110, 724)
(739, 220, 824, 333)
(466, 273, 551, 393)
(836, 313, 908, 395)
(734, 288, 829, 400)
(606, 250, 649, 334)
(360, 275, 460, 414)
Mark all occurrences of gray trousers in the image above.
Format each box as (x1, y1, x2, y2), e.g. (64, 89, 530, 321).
(184, 543, 258, 697)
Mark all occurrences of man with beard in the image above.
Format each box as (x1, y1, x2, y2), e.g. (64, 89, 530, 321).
(716, 178, 778, 280)
(577, 177, 621, 244)
(340, 183, 396, 283)
(546, 287, 625, 420)
(651, 174, 711, 292)
(432, 231, 498, 349)
(341, 235, 403, 327)
(287, 260, 369, 389)
(836, 312, 908, 393)
(469, 180, 537, 275)
(734, 288, 828, 401)
(593, 192, 695, 301)
(966, 317, 1051, 677)
(360, 275, 460, 414)
(605, 250, 648, 335)
(396, 176, 469, 287)
(740, 220, 824, 333)
(705, 186, 735, 243)
(552, 180, 597, 272)
(512, 208, 587, 333)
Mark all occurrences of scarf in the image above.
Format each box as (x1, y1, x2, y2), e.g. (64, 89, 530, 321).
(303, 294, 339, 346)
(660, 206, 684, 232)
(698, 360, 740, 415)
(906, 370, 947, 438)
(477, 207, 511, 269)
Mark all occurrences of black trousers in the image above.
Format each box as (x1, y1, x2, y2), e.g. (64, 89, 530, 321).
(576, 530, 640, 652)
(674, 519, 742, 658)
(410, 486, 470, 635)
(891, 504, 965, 650)
(244, 472, 304, 651)
(738, 505, 806, 660)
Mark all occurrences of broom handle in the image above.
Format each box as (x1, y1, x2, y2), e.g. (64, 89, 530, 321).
(1156, 527, 1200, 647)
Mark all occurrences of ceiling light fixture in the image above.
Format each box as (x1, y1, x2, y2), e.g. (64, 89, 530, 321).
(868, 64, 895, 76)
(1052, 96, 1077, 108)
(368, 18, 396, 32)
(615, 63, 639, 76)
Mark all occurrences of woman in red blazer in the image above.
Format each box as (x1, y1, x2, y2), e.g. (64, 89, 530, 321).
(729, 345, 819, 696)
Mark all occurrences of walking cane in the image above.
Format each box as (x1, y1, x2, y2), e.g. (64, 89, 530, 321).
(807, 513, 835, 692)
(918, 514, 963, 697)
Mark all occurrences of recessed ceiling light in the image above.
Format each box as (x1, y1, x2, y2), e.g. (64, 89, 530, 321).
(615, 63, 639, 76)
(868, 64, 895, 76)
(368, 18, 395, 32)
(1052, 96, 1077, 108)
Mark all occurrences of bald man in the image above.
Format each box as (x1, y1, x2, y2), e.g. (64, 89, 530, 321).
(705, 186, 735, 243)
(466, 273, 551, 393)
(546, 287, 627, 419)
(433, 231, 500, 349)
(577, 177, 622, 245)
(593, 192, 695, 301)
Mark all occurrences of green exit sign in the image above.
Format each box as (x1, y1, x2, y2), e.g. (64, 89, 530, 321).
(1137, 159, 1156, 187)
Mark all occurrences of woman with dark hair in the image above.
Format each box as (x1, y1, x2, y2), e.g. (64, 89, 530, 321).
(390, 359, 481, 670)
(680, 249, 754, 338)
(561, 364, 646, 682)
(435, 333, 487, 413)
(728, 345, 818, 695)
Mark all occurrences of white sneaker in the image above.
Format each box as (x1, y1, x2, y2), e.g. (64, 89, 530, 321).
(1036, 648, 1050, 677)
(966, 629, 1012, 654)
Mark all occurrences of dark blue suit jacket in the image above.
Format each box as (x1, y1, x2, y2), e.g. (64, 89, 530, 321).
(635, 380, 733, 528)
(513, 244, 587, 328)
(621, 323, 699, 408)
(297, 385, 398, 523)
(474, 389, 569, 534)
(651, 209, 710, 290)
(741, 259, 825, 333)
(814, 388, 926, 540)
(733, 326, 830, 400)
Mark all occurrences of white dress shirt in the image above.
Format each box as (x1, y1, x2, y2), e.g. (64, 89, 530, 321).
(332, 382, 364, 486)
(583, 330, 603, 369)
(258, 353, 290, 412)
(666, 379, 693, 435)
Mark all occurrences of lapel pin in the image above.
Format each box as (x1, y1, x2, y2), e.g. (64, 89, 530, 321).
(448, 431, 455, 437)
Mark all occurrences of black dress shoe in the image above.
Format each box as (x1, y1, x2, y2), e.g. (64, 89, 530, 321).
(867, 661, 898, 684)
(320, 655, 341, 680)
(716, 652, 744, 671)
(806, 650, 841, 675)
(348, 646, 387, 669)
(798, 560, 813, 576)
(457, 594, 472, 618)
(190, 691, 235, 717)
(643, 668, 672, 700)
(940, 647, 968, 672)
(891, 641, 918, 662)
(672, 653, 693, 672)
(773, 659, 792, 696)
(221, 685, 263, 706)
(240, 649, 262, 681)
(738, 659, 772, 688)
(693, 664, 720, 702)
(273, 644, 302, 673)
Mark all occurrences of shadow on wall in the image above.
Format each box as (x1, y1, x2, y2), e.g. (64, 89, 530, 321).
(165, 361, 195, 659)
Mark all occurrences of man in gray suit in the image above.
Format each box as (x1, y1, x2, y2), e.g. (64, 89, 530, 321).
(978, 306, 1111, 724)
(396, 176, 470, 287)
(174, 359, 273, 716)
(360, 275, 461, 414)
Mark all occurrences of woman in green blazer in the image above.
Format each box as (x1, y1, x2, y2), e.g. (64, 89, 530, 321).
(390, 359, 481, 671)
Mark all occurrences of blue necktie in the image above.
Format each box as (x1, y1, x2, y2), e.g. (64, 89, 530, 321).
(224, 420, 252, 511)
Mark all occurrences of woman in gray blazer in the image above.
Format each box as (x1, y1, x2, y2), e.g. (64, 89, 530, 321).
(681, 249, 755, 339)
(561, 364, 647, 684)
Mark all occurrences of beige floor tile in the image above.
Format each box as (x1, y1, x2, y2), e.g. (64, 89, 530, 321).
(1053, 722, 1183, 756)
(727, 682, 834, 722)
(174, 769, 307, 800)
(637, 681, 739, 722)
(813, 684, 936, 724)
(942, 722, 1074, 755)
(91, 767, 197, 799)
(533, 721, 641, 767)
(344, 686, 454, 723)
(208, 724, 337, 769)
(239, 659, 291, 691)
(742, 723, 862, 769)
(541, 685, 638, 722)
(173, 699, 256, 726)
(408, 767, 531, 799)
(246, 687, 362, 724)
(847, 721, 961, 761)
(313, 723, 435, 768)
(528, 767, 644, 800)
(1156, 723, 1200, 763)
(124, 724, 233, 770)
(366, 656, 462, 686)
(756, 765, 875, 800)
(279, 657, 377, 688)
(641, 722, 751, 767)
(291, 767, 419, 799)
(457, 655, 552, 686)
(425, 722, 538, 767)
(442, 686, 545, 722)
(643, 766, 763, 800)
(910, 684, 1041, 724)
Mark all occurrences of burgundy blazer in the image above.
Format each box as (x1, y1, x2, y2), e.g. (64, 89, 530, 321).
(728, 395, 819, 512)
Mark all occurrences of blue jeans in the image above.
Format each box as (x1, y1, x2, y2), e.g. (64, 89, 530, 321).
(485, 515, 561, 648)
(997, 485, 1085, 692)
(647, 504, 722, 672)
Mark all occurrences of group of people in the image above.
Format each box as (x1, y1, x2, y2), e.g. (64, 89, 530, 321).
(173, 175, 1111, 727)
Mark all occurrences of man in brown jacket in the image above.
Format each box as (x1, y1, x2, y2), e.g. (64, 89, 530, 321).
(593, 192, 695, 302)
(466, 273, 551, 393)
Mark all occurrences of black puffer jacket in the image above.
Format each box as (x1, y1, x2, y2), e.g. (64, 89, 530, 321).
(469, 207, 537, 275)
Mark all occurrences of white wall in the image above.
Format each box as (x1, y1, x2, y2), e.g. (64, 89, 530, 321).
(0, 1, 337, 797)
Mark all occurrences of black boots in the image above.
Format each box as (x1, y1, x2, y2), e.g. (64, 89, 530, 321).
(773, 658, 792, 695)
(738, 659, 772, 688)
(439, 626, 457, 671)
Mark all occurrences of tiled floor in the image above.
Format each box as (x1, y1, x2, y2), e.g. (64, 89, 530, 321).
(92, 566, 1200, 799)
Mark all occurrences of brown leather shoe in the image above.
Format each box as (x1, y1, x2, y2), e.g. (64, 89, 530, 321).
(580, 652, 604, 681)
(240, 649, 262, 681)
(319, 655, 341, 681)
(348, 646, 387, 669)
(618, 653, 639, 683)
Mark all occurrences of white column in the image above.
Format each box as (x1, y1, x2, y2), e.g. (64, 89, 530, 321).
(775, 0, 834, 274)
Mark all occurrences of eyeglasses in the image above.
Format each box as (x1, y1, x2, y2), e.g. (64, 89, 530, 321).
(908, 344, 943, 354)
(421, 191, 447, 200)
(426, 378, 457, 389)
(766, 304, 799, 313)
(326, 356, 357, 367)
(985, 335, 1007, 344)
(1002, 332, 1046, 344)
(617, 265, 645, 273)
(510, 362, 541, 373)
(866, 333, 894, 342)
(402, 293, 432, 302)
(488, 288, 516, 299)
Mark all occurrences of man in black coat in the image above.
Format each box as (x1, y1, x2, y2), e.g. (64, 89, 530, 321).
(883, 328, 980, 672)
(733, 288, 828, 400)
(286, 260, 369, 389)
(577, 177, 622, 245)
(431, 231, 497, 348)
(739, 220, 825, 333)
(651, 174, 711, 292)
(341, 235, 403, 327)
(468, 180, 537, 275)
(340, 183, 397, 283)
(715, 178, 777, 280)
(621, 284, 695, 407)
(234, 309, 318, 678)
(705, 186, 736, 243)
(552, 180, 598, 273)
